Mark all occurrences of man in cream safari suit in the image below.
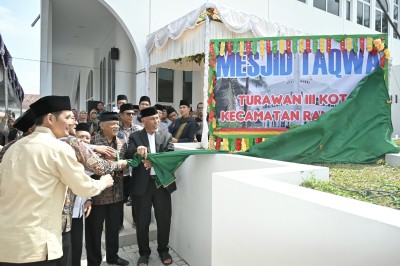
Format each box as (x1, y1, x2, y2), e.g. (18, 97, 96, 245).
(0, 96, 113, 265)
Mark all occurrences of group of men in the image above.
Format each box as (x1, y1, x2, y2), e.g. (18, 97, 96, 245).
(0, 93, 203, 266)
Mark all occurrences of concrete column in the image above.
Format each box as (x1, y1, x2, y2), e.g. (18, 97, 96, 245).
(40, 0, 53, 96)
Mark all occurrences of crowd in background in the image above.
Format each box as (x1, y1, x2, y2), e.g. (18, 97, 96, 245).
(0, 94, 205, 266)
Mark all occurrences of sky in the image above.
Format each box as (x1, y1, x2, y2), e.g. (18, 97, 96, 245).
(0, 0, 41, 95)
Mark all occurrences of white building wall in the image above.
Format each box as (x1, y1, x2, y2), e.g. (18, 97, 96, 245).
(212, 173, 400, 266)
(115, 22, 136, 104)
(171, 144, 329, 266)
(173, 71, 183, 108)
(52, 63, 80, 101)
(169, 144, 400, 266)
(42, 0, 400, 130)
(192, 71, 204, 108)
(391, 65, 400, 134)
(78, 53, 94, 110)
(101, 0, 151, 103)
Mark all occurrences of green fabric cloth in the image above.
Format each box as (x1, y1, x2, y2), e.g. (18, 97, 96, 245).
(126, 153, 143, 168)
(126, 68, 399, 185)
(247, 67, 400, 163)
(127, 150, 227, 188)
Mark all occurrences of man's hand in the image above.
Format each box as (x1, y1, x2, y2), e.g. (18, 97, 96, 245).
(100, 174, 114, 188)
(142, 159, 152, 170)
(118, 160, 128, 169)
(94, 145, 116, 158)
(137, 146, 148, 159)
(172, 137, 178, 143)
(84, 200, 92, 218)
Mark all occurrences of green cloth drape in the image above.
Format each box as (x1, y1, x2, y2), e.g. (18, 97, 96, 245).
(126, 67, 399, 185)
(127, 150, 227, 188)
(247, 67, 399, 163)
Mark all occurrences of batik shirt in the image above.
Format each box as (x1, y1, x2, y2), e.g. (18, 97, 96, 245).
(91, 133, 126, 205)
(60, 136, 124, 231)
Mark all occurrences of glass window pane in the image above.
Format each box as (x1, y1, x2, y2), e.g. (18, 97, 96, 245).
(327, 0, 340, 16)
(157, 68, 174, 103)
(112, 58, 115, 106)
(394, 22, 399, 39)
(346, 1, 351, 20)
(375, 11, 382, 32)
(364, 5, 370, 27)
(382, 16, 388, 33)
(182, 72, 193, 105)
(103, 58, 106, 103)
(313, 0, 326, 11)
(394, 6, 398, 21)
(376, 0, 388, 11)
(357, 1, 363, 25)
(108, 53, 111, 105)
(298, 0, 306, 2)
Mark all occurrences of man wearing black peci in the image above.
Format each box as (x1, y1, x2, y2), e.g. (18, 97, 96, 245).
(125, 106, 175, 266)
(170, 100, 196, 143)
(85, 112, 128, 266)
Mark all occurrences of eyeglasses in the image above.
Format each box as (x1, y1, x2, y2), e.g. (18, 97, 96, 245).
(124, 112, 135, 116)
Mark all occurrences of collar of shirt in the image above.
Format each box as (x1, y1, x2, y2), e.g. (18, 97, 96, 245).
(34, 126, 57, 138)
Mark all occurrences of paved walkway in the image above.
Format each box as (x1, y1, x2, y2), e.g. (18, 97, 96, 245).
(80, 240, 189, 266)
(80, 205, 189, 266)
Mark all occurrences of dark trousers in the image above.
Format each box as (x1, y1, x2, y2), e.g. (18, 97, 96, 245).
(85, 201, 123, 266)
(58, 231, 71, 266)
(133, 180, 172, 256)
(121, 175, 131, 227)
(71, 217, 84, 266)
(123, 175, 130, 202)
(0, 259, 59, 265)
(130, 201, 137, 226)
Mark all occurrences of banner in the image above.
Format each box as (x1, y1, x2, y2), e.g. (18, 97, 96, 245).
(207, 34, 389, 150)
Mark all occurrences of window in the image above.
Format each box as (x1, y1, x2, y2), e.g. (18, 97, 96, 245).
(99, 58, 106, 103)
(75, 74, 80, 105)
(107, 52, 116, 109)
(86, 70, 93, 101)
(183, 71, 193, 106)
(108, 53, 111, 107)
(157, 68, 174, 103)
(100, 60, 103, 102)
(394, 0, 399, 38)
(375, 0, 388, 33)
(112, 55, 115, 106)
(357, 0, 371, 28)
(346, 0, 351, 20)
(313, 0, 340, 16)
(102, 57, 106, 103)
(298, 0, 306, 2)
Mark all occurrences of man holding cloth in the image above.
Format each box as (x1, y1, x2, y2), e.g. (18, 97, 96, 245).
(0, 95, 113, 265)
(125, 106, 175, 266)
(85, 112, 129, 266)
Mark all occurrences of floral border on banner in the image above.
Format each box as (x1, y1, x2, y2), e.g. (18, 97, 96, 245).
(207, 34, 389, 151)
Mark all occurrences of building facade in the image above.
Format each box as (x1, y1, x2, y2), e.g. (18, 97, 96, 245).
(40, 0, 400, 134)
